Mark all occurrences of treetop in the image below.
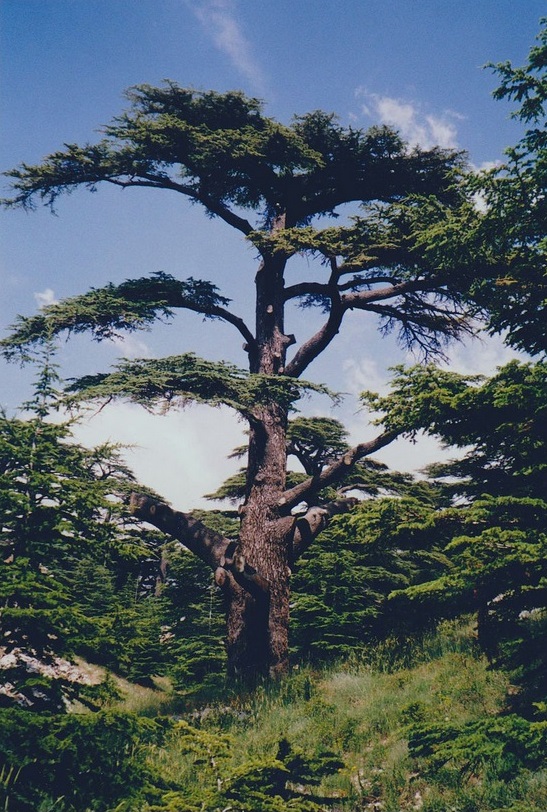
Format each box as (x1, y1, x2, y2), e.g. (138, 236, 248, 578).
(3, 82, 465, 231)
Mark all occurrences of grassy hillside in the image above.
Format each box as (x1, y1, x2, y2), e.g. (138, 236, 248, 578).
(112, 619, 546, 812)
(3, 619, 546, 811)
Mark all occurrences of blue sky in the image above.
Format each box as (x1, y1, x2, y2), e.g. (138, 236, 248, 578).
(1, 1, 544, 508)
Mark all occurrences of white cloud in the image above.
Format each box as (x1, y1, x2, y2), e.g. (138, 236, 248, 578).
(187, 0, 266, 92)
(108, 334, 152, 359)
(356, 89, 460, 149)
(34, 288, 57, 309)
(425, 114, 458, 149)
(440, 332, 526, 378)
(342, 356, 390, 398)
(470, 161, 502, 212)
(71, 401, 245, 511)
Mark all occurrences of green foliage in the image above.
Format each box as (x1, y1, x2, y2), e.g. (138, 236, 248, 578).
(0, 355, 172, 708)
(65, 353, 336, 417)
(1, 273, 231, 360)
(2, 616, 545, 812)
(409, 714, 547, 779)
(361, 362, 483, 439)
(144, 721, 342, 811)
(0, 708, 168, 811)
(161, 547, 227, 698)
(140, 623, 533, 812)
(394, 497, 547, 708)
(2, 83, 462, 224)
(291, 497, 450, 661)
(364, 360, 546, 498)
(287, 417, 349, 475)
(374, 361, 547, 710)
(473, 19, 547, 356)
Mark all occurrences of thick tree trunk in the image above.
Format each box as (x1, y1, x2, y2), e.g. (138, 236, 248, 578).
(130, 233, 396, 683)
(222, 241, 295, 681)
(227, 397, 291, 681)
(224, 542, 289, 682)
(130, 489, 364, 683)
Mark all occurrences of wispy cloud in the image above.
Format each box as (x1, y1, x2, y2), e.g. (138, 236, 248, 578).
(108, 334, 152, 359)
(34, 288, 57, 309)
(356, 88, 462, 149)
(343, 356, 390, 398)
(441, 332, 525, 378)
(187, 0, 266, 92)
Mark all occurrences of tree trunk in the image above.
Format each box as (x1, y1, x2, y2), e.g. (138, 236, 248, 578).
(130, 235, 388, 683)
(224, 540, 289, 682)
(130, 490, 361, 682)
(227, 398, 291, 681)
(226, 242, 294, 681)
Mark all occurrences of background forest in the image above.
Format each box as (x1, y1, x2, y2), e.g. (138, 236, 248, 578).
(1, 6, 547, 812)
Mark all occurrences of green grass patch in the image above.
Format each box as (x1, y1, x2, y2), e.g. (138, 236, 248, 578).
(133, 618, 546, 811)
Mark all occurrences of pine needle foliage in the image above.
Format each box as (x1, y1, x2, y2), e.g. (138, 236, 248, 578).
(65, 353, 336, 416)
(1, 273, 231, 361)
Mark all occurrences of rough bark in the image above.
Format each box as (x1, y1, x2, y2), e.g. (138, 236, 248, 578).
(222, 241, 295, 680)
(128, 494, 269, 598)
(130, 487, 362, 683)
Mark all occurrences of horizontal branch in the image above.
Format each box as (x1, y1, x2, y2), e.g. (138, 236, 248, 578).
(129, 493, 269, 598)
(161, 294, 256, 350)
(342, 277, 442, 308)
(284, 276, 454, 379)
(105, 176, 255, 236)
(65, 354, 335, 420)
(283, 281, 331, 302)
(1, 274, 257, 363)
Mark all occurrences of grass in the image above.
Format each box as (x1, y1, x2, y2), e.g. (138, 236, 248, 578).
(220, 624, 510, 809)
(80, 619, 546, 810)
(72, 658, 185, 717)
(118, 618, 547, 811)
(6, 620, 546, 811)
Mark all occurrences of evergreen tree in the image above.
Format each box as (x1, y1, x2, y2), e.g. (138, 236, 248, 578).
(472, 18, 547, 355)
(291, 494, 448, 661)
(0, 352, 162, 708)
(2, 84, 509, 681)
(366, 361, 547, 710)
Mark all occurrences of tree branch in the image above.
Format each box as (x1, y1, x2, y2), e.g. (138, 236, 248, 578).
(1, 274, 258, 362)
(284, 276, 453, 379)
(342, 277, 443, 308)
(165, 296, 257, 351)
(283, 281, 331, 302)
(284, 302, 346, 378)
(128, 493, 269, 598)
(289, 497, 359, 563)
(285, 260, 346, 378)
(278, 430, 399, 511)
(105, 175, 255, 235)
